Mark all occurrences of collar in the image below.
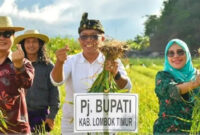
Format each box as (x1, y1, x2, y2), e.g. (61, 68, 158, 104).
(0, 52, 12, 65)
(7, 51, 12, 61)
(32, 61, 39, 65)
(79, 52, 105, 64)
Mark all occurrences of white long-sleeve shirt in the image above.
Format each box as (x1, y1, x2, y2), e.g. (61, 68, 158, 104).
(50, 52, 132, 134)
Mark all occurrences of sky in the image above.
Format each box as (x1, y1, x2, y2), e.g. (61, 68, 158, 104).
(0, 0, 164, 41)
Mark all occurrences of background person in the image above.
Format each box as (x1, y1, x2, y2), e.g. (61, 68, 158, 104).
(14, 29, 60, 133)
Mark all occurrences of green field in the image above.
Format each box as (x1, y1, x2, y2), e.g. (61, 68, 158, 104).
(44, 37, 200, 135)
(49, 57, 200, 134)
(46, 48, 200, 134)
(48, 58, 164, 134)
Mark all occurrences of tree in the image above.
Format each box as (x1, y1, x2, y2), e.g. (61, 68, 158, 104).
(127, 35, 150, 50)
(144, 15, 159, 37)
(145, 0, 200, 54)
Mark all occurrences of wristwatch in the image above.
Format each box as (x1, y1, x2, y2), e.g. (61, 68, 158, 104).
(114, 71, 121, 80)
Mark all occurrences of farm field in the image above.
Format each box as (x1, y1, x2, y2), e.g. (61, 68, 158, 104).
(49, 57, 200, 135)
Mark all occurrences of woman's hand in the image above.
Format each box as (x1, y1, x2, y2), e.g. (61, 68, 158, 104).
(195, 71, 200, 86)
(178, 71, 200, 94)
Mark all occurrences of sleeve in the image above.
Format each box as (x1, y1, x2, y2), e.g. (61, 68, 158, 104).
(50, 56, 72, 86)
(47, 64, 60, 120)
(15, 58, 34, 89)
(155, 71, 182, 101)
(116, 59, 132, 91)
(50, 72, 65, 86)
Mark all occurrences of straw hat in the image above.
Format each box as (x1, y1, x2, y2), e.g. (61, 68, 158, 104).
(0, 16, 24, 31)
(14, 29, 49, 45)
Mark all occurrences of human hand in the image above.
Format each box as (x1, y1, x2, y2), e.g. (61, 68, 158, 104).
(195, 71, 200, 86)
(105, 60, 118, 76)
(55, 45, 69, 64)
(45, 118, 54, 131)
(12, 44, 24, 69)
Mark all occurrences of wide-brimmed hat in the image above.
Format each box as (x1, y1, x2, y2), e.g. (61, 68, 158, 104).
(0, 16, 24, 32)
(78, 12, 104, 34)
(14, 29, 49, 45)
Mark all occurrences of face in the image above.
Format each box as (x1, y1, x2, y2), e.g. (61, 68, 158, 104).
(167, 44, 186, 69)
(0, 30, 14, 52)
(78, 29, 105, 55)
(24, 37, 40, 56)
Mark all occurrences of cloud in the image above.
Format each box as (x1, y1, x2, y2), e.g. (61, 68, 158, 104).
(0, 0, 164, 40)
(0, 0, 74, 24)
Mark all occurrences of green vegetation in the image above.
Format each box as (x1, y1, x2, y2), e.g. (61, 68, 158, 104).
(43, 37, 200, 134)
(144, 0, 200, 52)
(7, 1, 200, 134)
(31, 0, 200, 134)
(50, 57, 162, 135)
(126, 35, 150, 50)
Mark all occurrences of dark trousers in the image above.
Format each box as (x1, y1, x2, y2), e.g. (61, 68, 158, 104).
(28, 108, 49, 133)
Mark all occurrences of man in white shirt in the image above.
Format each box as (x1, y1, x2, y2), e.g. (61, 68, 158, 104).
(50, 12, 132, 135)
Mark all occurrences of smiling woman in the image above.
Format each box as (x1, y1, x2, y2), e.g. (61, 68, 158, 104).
(153, 39, 200, 134)
(167, 44, 186, 69)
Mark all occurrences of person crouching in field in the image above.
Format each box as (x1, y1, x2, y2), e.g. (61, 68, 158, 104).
(0, 16, 34, 134)
(153, 39, 200, 134)
(14, 30, 60, 133)
(50, 12, 132, 134)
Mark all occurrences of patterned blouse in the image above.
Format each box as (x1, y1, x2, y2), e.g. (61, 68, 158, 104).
(153, 71, 199, 134)
(0, 58, 34, 134)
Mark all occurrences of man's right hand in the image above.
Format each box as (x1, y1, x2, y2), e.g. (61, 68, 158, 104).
(51, 45, 70, 84)
(55, 45, 69, 64)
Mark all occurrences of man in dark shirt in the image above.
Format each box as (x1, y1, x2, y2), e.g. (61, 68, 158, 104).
(14, 29, 60, 133)
(0, 16, 34, 134)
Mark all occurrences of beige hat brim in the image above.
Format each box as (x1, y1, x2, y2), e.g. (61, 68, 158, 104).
(0, 27, 24, 32)
(14, 33, 49, 45)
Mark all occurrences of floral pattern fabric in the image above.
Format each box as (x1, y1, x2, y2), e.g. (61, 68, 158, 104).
(0, 58, 34, 134)
(153, 71, 199, 134)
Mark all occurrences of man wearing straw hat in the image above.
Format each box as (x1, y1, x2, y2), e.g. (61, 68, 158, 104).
(0, 16, 34, 134)
(50, 12, 132, 134)
(14, 29, 60, 133)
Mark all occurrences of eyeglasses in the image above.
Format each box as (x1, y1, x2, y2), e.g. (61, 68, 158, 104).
(79, 34, 100, 41)
(0, 31, 14, 38)
(167, 49, 185, 57)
